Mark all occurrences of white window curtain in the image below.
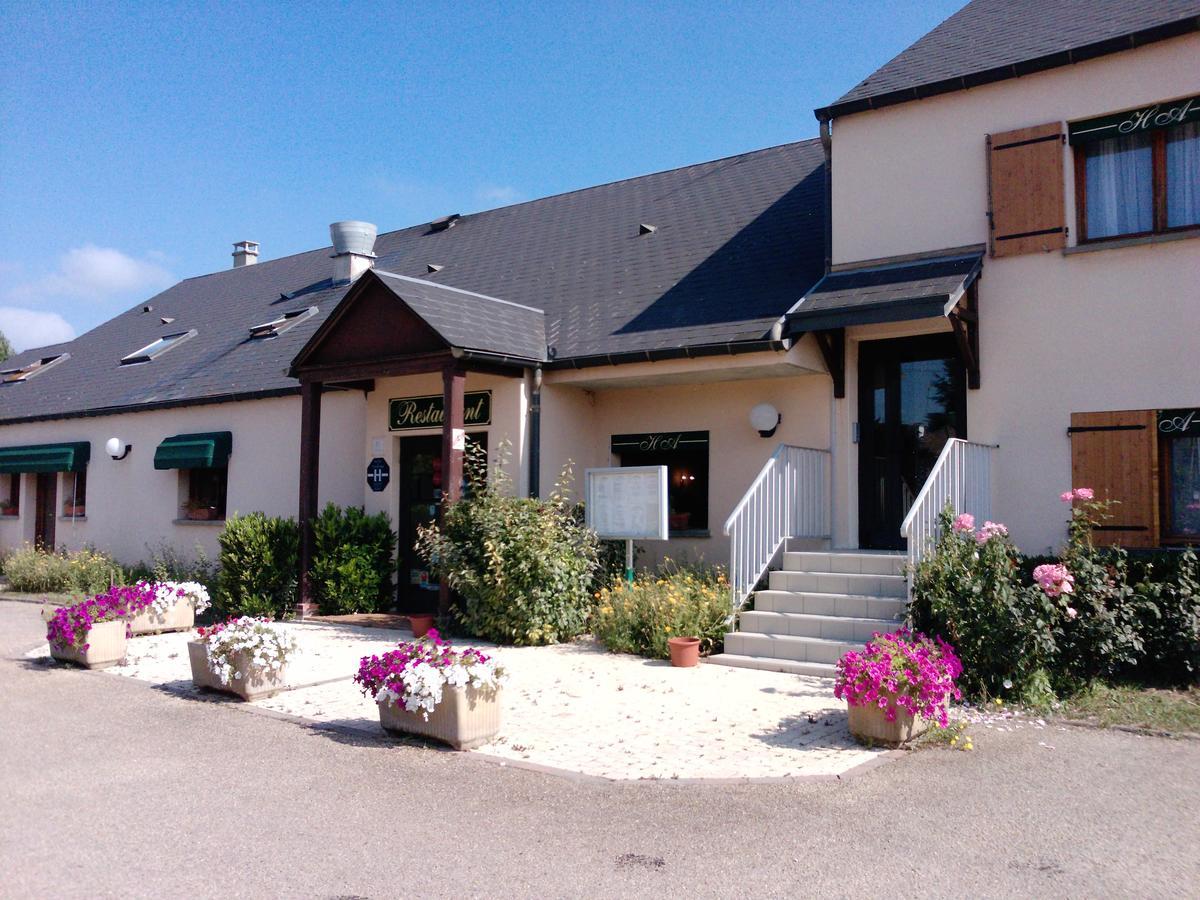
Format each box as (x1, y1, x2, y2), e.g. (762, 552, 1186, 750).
(1167, 121, 1200, 229)
(1085, 133, 1153, 238)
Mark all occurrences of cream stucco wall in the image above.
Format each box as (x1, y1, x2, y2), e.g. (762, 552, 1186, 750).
(828, 34, 1200, 553)
(830, 33, 1200, 264)
(0, 392, 365, 564)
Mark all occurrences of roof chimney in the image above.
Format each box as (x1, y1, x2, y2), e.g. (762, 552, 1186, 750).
(330, 221, 377, 285)
(232, 240, 259, 267)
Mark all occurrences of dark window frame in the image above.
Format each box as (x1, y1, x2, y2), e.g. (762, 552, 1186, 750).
(1, 473, 18, 516)
(613, 432, 710, 536)
(61, 468, 86, 517)
(1074, 122, 1199, 244)
(1160, 433, 1200, 545)
(184, 467, 228, 521)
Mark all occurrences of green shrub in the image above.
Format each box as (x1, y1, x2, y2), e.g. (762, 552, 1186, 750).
(2, 544, 123, 595)
(1128, 548, 1200, 685)
(593, 560, 730, 659)
(311, 503, 396, 614)
(416, 444, 599, 645)
(909, 507, 1057, 700)
(3, 544, 73, 593)
(216, 512, 299, 618)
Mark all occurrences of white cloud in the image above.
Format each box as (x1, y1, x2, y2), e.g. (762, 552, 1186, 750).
(477, 185, 523, 206)
(5, 244, 173, 306)
(0, 307, 76, 352)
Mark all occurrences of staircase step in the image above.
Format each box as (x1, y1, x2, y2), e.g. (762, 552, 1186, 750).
(705, 654, 837, 679)
(782, 551, 906, 576)
(755, 590, 906, 620)
(783, 537, 832, 553)
(768, 570, 907, 597)
(723, 632, 860, 665)
(740, 610, 898, 641)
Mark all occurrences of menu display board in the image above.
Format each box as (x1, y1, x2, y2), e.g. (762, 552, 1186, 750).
(584, 466, 669, 540)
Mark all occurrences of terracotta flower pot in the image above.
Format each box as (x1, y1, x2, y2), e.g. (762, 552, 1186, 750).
(129, 598, 195, 635)
(667, 636, 701, 667)
(847, 694, 942, 746)
(377, 684, 501, 750)
(49, 619, 127, 669)
(408, 614, 436, 638)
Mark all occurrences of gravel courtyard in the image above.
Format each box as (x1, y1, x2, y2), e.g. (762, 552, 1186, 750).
(4, 600, 1199, 898)
(25, 617, 881, 780)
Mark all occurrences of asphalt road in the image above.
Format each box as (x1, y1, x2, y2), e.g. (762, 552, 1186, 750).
(2, 600, 1197, 899)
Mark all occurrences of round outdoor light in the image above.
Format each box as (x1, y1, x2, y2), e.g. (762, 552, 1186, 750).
(750, 403, 781, 438)
(106, 437, 131, 460)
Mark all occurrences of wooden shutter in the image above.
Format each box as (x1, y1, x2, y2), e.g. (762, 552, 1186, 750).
(1069, 410, 1159, 547)
(987, 122, 1066, 257)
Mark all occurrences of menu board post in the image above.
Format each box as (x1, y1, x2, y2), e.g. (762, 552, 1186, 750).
(584, 466, 670, 584)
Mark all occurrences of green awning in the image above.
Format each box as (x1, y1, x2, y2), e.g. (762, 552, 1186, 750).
(153, 432, 233, 470)
(0, 442, 91, 474)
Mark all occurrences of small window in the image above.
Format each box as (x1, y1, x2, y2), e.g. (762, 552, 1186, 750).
(1075, 103, 1200, 242)
(1160, 409, 1200, 543)
(612, 431, 710, 534)
(121, 330, 197, 365)
(183, 468, 227, 521)
(249, 306, 318, 339)
(1, 474, 18, 516)
(62, 469, 86, 518)
(2, 353, 69, 384)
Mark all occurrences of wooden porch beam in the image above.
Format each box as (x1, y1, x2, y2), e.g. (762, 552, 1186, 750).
(295, 351, 455, 384)
(297, 380, 322, 615)
(813, 328, 846, 399)
(438, 360, 466, 620)
(948, 281, 981, 390)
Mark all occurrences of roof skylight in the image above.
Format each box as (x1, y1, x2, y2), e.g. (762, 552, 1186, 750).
(249, 306, 318, 340)
(2, 353, 70, 384)
(120, 329, 197, 366)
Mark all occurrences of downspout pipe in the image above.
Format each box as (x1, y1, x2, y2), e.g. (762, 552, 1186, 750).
(529, 366, 542, 498)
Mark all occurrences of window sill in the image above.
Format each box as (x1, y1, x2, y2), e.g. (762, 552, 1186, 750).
(1064, 227, 1200, 256)
(173, 518, 226, 526)
(58, 515, 87, 521)
(669, 529, 712, 539)
(0, 514, 18, 520)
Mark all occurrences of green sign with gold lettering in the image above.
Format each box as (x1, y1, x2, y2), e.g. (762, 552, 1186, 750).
(388, 391, 492, 431)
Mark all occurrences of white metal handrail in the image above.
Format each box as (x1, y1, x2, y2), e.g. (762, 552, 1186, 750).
(724, 444, 830, 612)
(900, 438, 998, 576)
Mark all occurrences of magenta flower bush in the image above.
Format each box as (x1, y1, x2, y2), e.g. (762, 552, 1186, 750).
(355, 628, 506, 720)
(834, 628, 963, 728)
(45, 582, 157, 651)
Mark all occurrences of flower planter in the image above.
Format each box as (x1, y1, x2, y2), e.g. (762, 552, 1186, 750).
(129, 598, 195, 635)
(667, 636, 701, 667)
(377, 684, 501, 750)
(847, 696, 939, 746)
(207, 650, 289, 701)
(186, 640, 222, 690)
(49, 619, 127, 669)
(62, 505, 86, 517)
(408, 614, 435, 638)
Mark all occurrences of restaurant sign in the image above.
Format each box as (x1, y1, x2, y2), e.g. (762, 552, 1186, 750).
(389, 391, 492, 431)
(1158, 408, 1200, 438)
(1069, 94, 1200, 145)
(611, 431, 709, 455)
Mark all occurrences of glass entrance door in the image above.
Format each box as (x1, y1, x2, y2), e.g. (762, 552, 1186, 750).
(858, 335, 966, 550)
(396, 433, 487, 612)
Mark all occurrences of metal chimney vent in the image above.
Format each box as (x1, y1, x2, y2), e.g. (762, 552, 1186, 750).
(329, 221, 377, 258)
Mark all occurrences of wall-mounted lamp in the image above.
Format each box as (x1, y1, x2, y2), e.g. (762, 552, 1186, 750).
(105, 437, 131, 460)
(750, 403, 781, 438)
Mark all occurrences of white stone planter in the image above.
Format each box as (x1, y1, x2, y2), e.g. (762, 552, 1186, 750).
(186, 640, 221, 690)
(847, 694, 945, 746)
(201, 649, 289, 701)
(49, 619, 127, 669)
(377, 685, 501, 750)
(129, 599, 195, 635)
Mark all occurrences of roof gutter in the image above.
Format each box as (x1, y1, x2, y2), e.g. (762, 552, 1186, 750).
(545, 337, 789, 371)
(814, 15, 1200, 122)
(0, 386, 302, 427)
(449, 347, 544, 369)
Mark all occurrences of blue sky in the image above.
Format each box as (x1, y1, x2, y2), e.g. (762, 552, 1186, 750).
(0, 0, 963, 352)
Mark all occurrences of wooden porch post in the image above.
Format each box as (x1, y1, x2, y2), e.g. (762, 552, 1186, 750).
(438, 361, 466, 619)
(297, 379, 322, 617)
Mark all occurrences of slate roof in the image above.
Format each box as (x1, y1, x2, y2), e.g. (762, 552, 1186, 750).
(373, 271, 547, 362)
(0, 139, 826, 424)
(816, 0, 1200, 120)
(785, 249, 983, 333)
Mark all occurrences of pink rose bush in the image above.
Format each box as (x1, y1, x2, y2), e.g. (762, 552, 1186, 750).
(46, 583, 157, 651)
(834, 628, 962, 728)
(1033, 563, 1074, 598)
(951, 513, 975, 532)
(975, 520, 1008, 544)
(1060, 487, 1095, 503)
(355, 629, 506, 720)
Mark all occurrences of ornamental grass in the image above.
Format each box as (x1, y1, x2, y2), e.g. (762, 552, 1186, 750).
(592, 561, 730, 659)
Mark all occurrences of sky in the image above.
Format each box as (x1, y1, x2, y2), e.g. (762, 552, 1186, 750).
(0, 0, 964, 352)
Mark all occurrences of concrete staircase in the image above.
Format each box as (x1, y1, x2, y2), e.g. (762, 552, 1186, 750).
(708, 543, 907, 678)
